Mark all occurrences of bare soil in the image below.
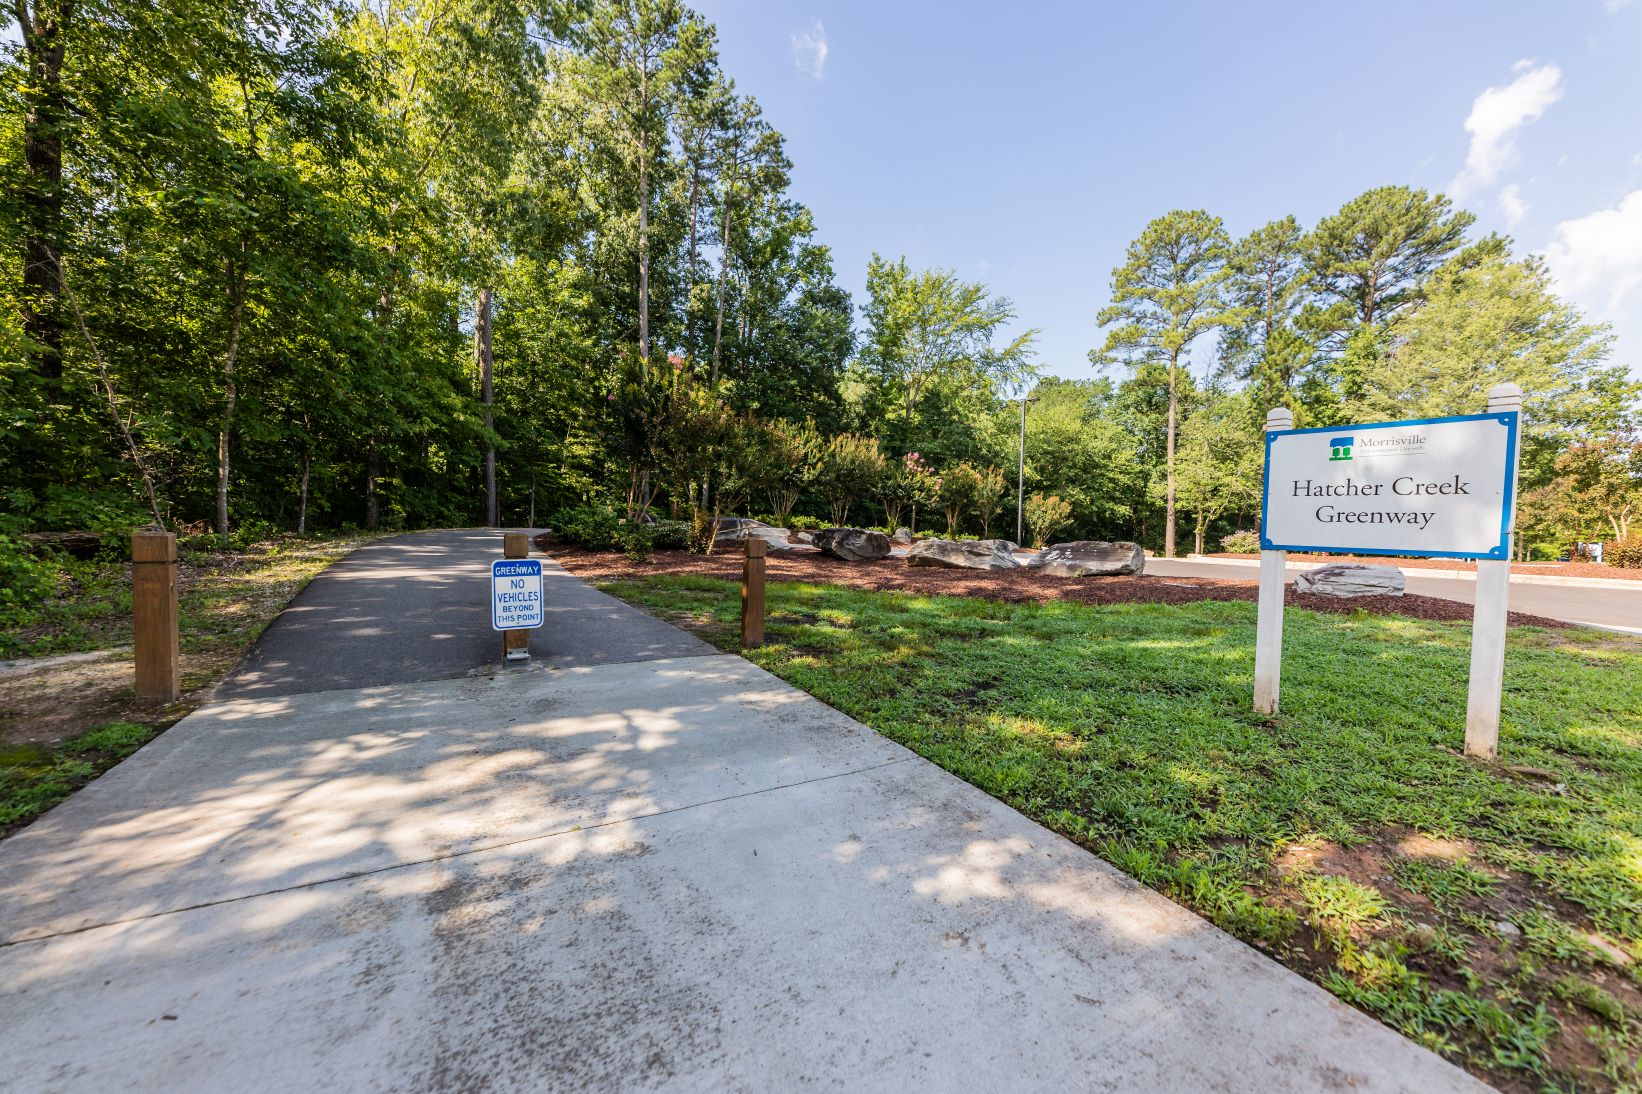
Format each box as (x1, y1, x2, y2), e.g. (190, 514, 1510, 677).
(552, 548, 1570, 628)
(1209, 552, 1642, 582)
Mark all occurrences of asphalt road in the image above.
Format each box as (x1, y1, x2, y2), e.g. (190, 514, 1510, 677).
(1146, 557, 1642, 634)
(216, 528, 713, 700)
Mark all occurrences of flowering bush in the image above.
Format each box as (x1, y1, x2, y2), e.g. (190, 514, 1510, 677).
(1023, 492, 1072, 549)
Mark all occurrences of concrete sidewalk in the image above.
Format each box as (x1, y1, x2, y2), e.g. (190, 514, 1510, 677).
(0, 535, 1484, 1092)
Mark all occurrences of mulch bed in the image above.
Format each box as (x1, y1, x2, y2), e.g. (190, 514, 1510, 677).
(551, 548, 1569, 629)
(1211, 552, 1642, 582)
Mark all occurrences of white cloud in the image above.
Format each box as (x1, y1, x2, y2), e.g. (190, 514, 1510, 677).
(1498, 183, 1529, 226)
(1543, 190, 1642, 316)
(790, 21, 828, 80)
(1450, 61, 1563, 199)
(1605, 0, 1632, 12)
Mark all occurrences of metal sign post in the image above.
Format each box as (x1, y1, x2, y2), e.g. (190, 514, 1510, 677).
(1254, 384, 1523, 756)
(493, 533, 544, 661)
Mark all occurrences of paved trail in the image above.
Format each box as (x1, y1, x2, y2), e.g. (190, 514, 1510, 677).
(0, 531, 1482, 1092)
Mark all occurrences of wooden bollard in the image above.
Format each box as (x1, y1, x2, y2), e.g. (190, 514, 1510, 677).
(502, 532, 531, 661)
(741, 536, 766, 648)
(132, 529, 180, 703)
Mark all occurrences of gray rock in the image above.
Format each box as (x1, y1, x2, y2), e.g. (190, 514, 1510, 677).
(1293, 563, 1405, 598)
(891, 527, 913, 546)
(906, 538, 1021, 570)
(714, 518, 790, 550)
(790, 530, 815, 545)
(1029, 541, 1144, 577)
(811, 527, 891, 562)
(1494, 920, 1522, 940)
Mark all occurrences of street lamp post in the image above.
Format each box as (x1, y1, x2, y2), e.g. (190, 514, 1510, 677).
(1016, 394, 1036, 545)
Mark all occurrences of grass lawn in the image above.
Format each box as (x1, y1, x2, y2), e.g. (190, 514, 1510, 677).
(0, 535, 369, 837)
(597, 571, 1642, 1093)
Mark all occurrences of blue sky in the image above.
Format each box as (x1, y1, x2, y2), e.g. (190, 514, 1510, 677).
(693, 0, 1642, 385)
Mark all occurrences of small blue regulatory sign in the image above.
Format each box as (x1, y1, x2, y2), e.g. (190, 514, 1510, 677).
(491, 558, 544, 631)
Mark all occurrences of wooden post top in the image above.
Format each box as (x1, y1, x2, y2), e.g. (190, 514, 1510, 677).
(131, 529, 177, 563)
(503, 532, 529, 559)
(744, 536, 767, 559)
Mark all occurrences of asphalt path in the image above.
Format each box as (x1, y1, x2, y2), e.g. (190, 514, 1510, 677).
(1146, 557, 1642, 633)
(217, 528, 713, 700)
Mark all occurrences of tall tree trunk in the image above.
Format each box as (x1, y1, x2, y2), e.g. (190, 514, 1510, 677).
(216, 258, 246, 549)
(366, 443, 381, 531)
(1164, 350, 1178, 558)
(711, 156, 737, 385)
(687, 159, 702, 283)
(476, 286, 497, 527)
(636, 68, 651, 362)
(18, 0, 71, 399)
(297, 449, 311, 535)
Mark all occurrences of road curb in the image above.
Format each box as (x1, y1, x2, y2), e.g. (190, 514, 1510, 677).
(1178, 555, 1642, 590)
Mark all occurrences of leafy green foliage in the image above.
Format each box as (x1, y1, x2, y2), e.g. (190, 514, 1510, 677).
(550, 505, 624, 552)
(1023, 492, 1071, 548)
(0, 534, 57, 626)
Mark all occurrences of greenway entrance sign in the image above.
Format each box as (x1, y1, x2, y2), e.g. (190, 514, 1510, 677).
(492, 558, 544, 631)
(1253, 384, 1524, 761)
(1261, 412, 1519, 559)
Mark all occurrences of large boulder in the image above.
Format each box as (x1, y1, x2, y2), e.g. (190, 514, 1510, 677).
(907, 538, 1020, 570)
(1029, 540, 1144, 577)
(1294, 563, 1405, 597)
(890, 526, 913, 546)
(811, 527, 891, 562)
(714, 518, 790, 550)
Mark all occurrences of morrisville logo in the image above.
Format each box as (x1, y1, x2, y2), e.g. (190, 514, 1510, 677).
(1328, 436, 1353, 462)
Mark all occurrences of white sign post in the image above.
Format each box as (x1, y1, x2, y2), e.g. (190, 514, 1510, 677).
(1255, 384, 1523, 758)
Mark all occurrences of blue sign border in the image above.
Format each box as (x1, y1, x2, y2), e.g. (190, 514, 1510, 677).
(1259, 411, 1519, 560)
(491, 558, 545, 631)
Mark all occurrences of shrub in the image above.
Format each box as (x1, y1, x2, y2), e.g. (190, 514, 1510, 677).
(686, 508, 717, 554)
(0, 532, 58, 627)
(816, 434, 887, 526)
(617, 523, 653, 563)
(1023, 493, 1072, 549)
(651, 520, 690, 550)
(550, 505, 622, 551)
(1220, 530, 1260, 553)
(229, 518, 283, 550)
(1604, 538, 1642, 568)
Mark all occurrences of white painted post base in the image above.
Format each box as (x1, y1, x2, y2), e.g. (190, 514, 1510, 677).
(1254, 406, 1294, 714)
(1463, 382, 1524, 760)
(1254, 548, 1286, 714)
(1464, 558, 1510, 759)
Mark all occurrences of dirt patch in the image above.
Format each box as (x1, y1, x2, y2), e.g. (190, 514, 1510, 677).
(553, 548, 1570, 629)
(1210, 553, 1642, 582)
(0, 651, 216, 749)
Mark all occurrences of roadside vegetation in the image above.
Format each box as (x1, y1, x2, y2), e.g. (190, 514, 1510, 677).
(596, 571, 1642, 1092)
(0, 534, 367, 838)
